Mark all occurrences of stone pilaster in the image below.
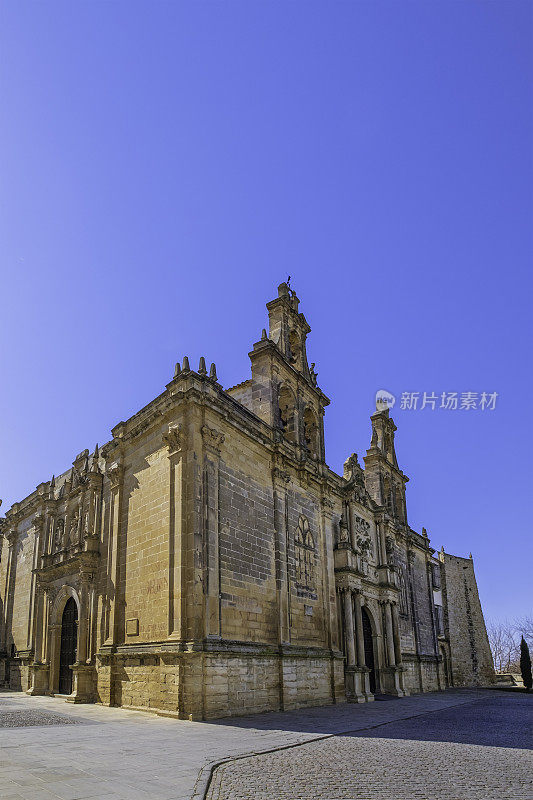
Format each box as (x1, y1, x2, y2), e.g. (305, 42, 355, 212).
(391, 600, 408, 696)
(77, 574, 90, 664)
(273, 466, 291, 647)
(27, 584, 49, 696)
(343, 590, 356, 666)
(319, 495, 339, 651)
(353, 590, 365, 668)
(164, 423, 184, 639)
(104, 459, 123, 644)
(1, 530, 18, 655)
(384, 601, 396, 667)
(201, 424, 224, 639)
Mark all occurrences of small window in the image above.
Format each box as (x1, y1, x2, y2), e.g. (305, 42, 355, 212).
(434, 605, 444, 635)
(288, 329, 301, 366)
(278, 386, 297, 444)
(303, 407, 319, 459)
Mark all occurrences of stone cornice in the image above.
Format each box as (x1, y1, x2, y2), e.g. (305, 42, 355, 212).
(36, 549, 100, 582)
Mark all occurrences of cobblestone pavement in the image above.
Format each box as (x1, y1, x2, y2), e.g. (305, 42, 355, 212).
(206, 693, 533, 800)
(0, 689, 529, 800)
(0, 708, 84, 727)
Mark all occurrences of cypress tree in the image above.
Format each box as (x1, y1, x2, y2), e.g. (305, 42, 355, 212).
(520, 636, 532, 691)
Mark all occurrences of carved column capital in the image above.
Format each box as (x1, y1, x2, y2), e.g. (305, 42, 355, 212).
(272, 466, 290, 484)
(106, 462, 123, 490)
(5, 528, 18, 547)
(32, 514, 45, 533)
(163, 423, 183, 454)
(201, 425, 225, 453)
(80, 569, 94, 586)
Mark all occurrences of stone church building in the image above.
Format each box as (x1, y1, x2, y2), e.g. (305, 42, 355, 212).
(0, 283, 494, 718)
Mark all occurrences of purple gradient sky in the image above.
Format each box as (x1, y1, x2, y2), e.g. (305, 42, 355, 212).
(1, 1, 531, 624)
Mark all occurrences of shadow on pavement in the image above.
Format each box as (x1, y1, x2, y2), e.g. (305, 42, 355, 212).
(205, 691, 533, 750)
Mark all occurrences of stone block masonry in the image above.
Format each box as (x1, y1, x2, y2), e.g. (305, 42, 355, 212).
(0, 283, 494, 718)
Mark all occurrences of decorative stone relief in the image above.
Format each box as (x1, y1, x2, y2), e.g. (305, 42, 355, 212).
(106, 463, 123, 489)
(201, 425, 225, 453)
(163, 423, 182, 453)
(354, 515, 373, 558)
(398, 567, 409, 616)
(272, 467, 290, 484)
(294, 515, 316, 597)
(338, 516, 350, 545)
(32, 514, 45, 533)
(53, 518, 65, 550)
(68, 508, 79, 545)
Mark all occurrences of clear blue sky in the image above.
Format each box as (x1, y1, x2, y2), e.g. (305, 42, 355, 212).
(1, 1, 531, 624)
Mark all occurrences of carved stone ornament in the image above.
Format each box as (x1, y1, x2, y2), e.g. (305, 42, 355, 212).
(106, 463, 123, 489)
(357, 535, 372, 555)
(69, 509, 79, 545)
(32, 514, 45, 532)
(344, 453, 359, 476)
(163, 423, 183, 452)
(272, 467, 290, 484)
(321, 496, 334, 510)
(338, 517, 350, 544)
(5, 528, 18, 547)
(354, 515, 370, 535)
(385, 535, 395, 556)
(54, 518, 65, 549)
(294, 515, 316, 595)
(201, 425, 225, 452)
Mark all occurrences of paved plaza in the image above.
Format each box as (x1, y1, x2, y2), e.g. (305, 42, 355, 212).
(0, 689, 531, 800)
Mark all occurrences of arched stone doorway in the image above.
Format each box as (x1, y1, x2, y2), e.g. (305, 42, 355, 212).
(59, 597, 78, 694)
(361, 607, 376, 694)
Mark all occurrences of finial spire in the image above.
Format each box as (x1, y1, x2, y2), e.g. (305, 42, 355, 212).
(209, 362, 217, 381)
(182, 356, 190, 372)
(174, 362, 181, 378)
(91, 445, 100, 473)
(198, 356, 207, 376)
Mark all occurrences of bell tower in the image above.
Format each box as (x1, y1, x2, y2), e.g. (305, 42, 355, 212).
(246, 282, 329, 462)
(266, 281, 312, 378)
(364, 408, 408, 524)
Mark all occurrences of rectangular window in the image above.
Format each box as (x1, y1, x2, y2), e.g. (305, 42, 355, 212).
(431, 563, 441, 589)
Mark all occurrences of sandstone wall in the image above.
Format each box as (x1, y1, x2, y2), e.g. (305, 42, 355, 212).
(120, 428, 172, 644)
(441, 553, 494, 686)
